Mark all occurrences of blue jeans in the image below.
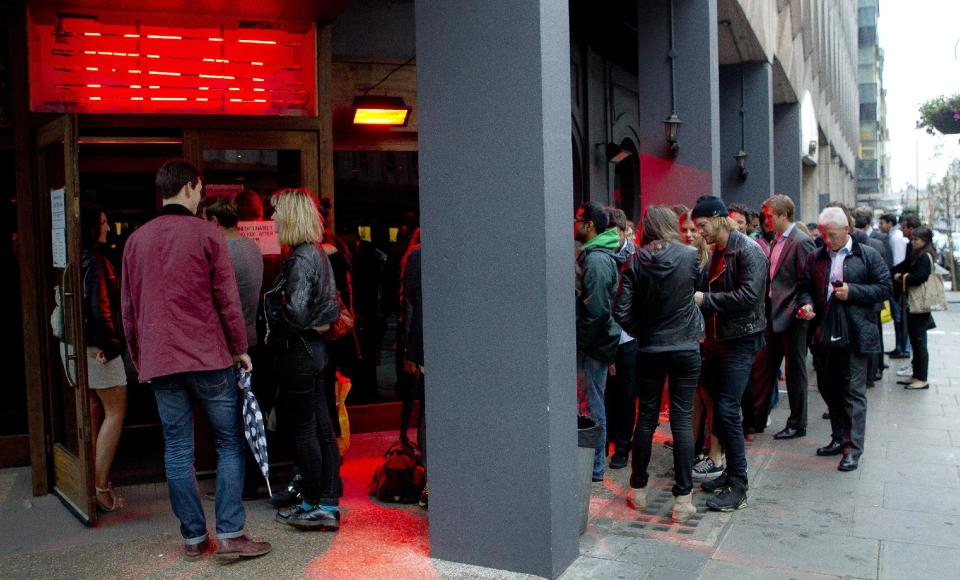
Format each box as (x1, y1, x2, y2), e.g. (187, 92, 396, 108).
(890, 298, 910, 354)
(152, 368, 246, 544)
(578, 352, 609, 479)
(703, 334, 762, 483)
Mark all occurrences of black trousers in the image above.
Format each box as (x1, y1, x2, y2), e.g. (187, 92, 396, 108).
(276, 336, 341, 505)
(814, 346, 868, 458)
(908, 312, 934, 381)
(748, 320, 810, 432)
(630, 349, 701, 496)
(606, 340, 639, 456)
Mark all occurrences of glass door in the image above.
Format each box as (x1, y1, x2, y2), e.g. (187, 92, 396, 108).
(37, 115, 97, 525)
(183, 129, 318, 472)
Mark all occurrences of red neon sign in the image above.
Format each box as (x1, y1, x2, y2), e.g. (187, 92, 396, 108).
(28, 9, 317, 116)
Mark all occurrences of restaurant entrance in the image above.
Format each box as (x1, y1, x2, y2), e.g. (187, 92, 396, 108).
(32, 114, 321, 523)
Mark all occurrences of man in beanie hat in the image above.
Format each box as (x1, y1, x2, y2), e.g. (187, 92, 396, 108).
(575, 201, 624, 482)
(691, 195, 769, 512)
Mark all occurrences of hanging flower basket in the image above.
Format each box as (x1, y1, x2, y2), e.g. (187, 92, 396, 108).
(918, 94, 960, 135)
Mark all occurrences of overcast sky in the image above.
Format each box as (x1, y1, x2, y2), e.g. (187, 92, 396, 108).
(879, 0, 960, 191)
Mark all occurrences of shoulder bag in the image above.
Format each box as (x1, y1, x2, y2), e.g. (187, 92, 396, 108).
(908, 254, 948, 313)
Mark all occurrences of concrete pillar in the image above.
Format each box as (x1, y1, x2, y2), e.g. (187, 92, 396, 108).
(774, 103, 802, 208)
(719, 62, 774, 211)
(637, 0, 720, 208)
(416, 1, 579, 578)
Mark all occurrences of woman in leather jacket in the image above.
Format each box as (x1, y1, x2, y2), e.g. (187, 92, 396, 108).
(79, 204, 127, 512)
(267, 189, 342, 530)
(614, 206, 704, 523)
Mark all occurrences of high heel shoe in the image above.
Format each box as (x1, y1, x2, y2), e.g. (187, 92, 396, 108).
(95, 483, 124, 512)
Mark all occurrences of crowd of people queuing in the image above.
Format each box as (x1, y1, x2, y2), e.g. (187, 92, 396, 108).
(576, 191, 943, 524)
(71, 158, 427, 561)
(72, 155, 945, 559)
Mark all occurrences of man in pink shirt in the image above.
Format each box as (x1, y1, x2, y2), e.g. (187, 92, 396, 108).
(121, 159, 270, 561)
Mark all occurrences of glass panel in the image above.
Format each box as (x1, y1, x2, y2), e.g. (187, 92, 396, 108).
(201, 149, 301, 216)
(334, 151, 419, 406)
(39, 139, 81, 457)
(0, 153, 27, 436)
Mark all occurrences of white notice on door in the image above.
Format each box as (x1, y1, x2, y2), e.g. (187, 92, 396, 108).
(237, 221, 281, 256)
(52, 229, 67, 268)
(51, 187, 66, 230)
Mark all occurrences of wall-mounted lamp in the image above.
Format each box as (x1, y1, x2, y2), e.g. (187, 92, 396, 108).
(605, 143, 633, 164)
(734, 149, 749, 181)
(665, 0, 682, 156)
(351, 96, 411, 127)
(663, 113, 682, 155)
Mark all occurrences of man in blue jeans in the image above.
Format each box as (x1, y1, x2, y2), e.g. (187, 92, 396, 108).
(122, 159, 271, 561)
(574, 202, 624, 482)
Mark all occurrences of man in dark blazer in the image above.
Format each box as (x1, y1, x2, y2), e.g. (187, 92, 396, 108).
(754, 195, 817, 440)
(799, 207, 891, 471)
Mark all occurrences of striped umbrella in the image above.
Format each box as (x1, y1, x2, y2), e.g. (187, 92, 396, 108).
(237, 369, 272, 497)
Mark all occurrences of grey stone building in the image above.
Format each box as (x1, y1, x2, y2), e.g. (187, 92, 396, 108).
(857, 0, 892, 207)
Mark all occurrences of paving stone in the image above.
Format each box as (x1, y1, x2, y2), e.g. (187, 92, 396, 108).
(882, 482, 960, 516)
(721, 495, 855, 536)
(863, 424, 951, 446)
(853, 506, 960, 549)
(557, 555, 645, 580)
(877, 540, 960, 580)
(714, 525, 879, 578)
(884, 441, 960, 466)
(752, 468, 884, 508)
(856, 457, 960, 489)
(614, 537, 710, 571)
(698, 560, 842, 580)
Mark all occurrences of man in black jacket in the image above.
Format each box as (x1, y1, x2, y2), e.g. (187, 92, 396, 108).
(801, 207, 891, 472)
(575, 201, 624, 482)
(692, 195, 768, 512)
(750, 194, 818, 441)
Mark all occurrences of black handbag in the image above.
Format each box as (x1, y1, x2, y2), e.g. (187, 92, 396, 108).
(262, 273, 285, 346)
(814, 298, 850, 349)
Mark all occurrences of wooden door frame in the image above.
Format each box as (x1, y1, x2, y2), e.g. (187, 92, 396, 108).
(182, 128, 321, 224)
(36, 114, 98, 524)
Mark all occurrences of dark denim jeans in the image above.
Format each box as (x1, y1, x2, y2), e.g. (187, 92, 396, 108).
(577, 352, 609, 479)
(152, 368, 246, 544)
(630, 349, 701, 496)
(891, 298, 910, 354)
(275, 335, 341, 505)
(703, 333, 762, 483)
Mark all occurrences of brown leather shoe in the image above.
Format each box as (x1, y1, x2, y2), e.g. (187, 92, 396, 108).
(184, 538, 210, 560)
(216, 535, 272, 562)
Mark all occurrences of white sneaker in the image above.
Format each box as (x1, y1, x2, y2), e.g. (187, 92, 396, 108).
(897, 366, 913, 377)
(692, 457, 725, 481)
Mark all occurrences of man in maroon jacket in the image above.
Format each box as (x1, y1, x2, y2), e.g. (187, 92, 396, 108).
(121, 159, 270, 561)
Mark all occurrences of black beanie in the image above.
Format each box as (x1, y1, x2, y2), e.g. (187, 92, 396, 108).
(579, 201, 609, 231)
(691, 195, 728, 219)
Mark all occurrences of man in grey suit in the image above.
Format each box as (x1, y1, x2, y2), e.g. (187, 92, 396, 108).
(755, 195, 818, 440)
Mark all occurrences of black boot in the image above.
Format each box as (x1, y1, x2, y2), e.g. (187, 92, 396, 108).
(706, 476, 748, 512)
(700, 472, 731, 494)
(269, 470, 303, 508)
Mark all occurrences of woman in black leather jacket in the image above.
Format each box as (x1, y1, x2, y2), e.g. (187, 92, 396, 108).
(267, 189, 342, 530)
(79, 204, 127, 511)
(614, 206, 704, 523)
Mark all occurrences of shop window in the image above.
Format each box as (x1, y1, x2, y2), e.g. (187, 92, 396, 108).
(28, 8, 316, 116)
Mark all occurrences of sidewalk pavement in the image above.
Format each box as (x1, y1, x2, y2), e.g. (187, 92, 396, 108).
(2, 301, 960, 578)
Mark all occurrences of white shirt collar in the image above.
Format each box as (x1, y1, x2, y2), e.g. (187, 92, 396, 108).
(829, 236, 853, 255)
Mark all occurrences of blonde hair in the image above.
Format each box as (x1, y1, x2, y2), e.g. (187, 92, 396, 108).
(707, 215, 739, 233)
(270, 188, 323, 246)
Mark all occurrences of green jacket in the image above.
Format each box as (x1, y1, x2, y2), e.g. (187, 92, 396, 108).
(576, 228, 624, 363)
